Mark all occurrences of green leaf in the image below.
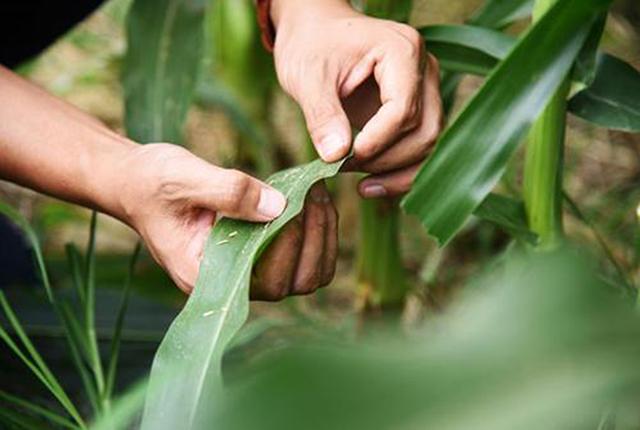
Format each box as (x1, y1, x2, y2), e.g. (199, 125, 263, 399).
(91, 380, 148, 430)
(402, 0, 611, 245)
(420, 25, 640, 133)
(474, 193, 537, 244)
(140, 158, 347, 430)
(122, 0, 206, 143)
(568, 54, 640, 132)
(362, 0, 413, 22)
(105, 242, 142, 400)
(420, 25, 515, 76)
(469, 0, 534, 28)
(0, 292, 85, 428)
(0, 390, 78, 430)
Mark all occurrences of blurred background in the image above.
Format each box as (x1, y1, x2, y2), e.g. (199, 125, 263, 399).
(0, 0, 639, 415)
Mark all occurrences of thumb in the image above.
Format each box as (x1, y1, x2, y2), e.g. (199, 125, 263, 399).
(295, 78, 351, 162)
(191, 166, 287, 222)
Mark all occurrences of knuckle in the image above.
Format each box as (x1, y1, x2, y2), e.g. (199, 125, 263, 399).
(395, 24, 423, 59)
(392, 99, 420, 129)
(224, 170, 253, 211)
(305, 99, 340, 132)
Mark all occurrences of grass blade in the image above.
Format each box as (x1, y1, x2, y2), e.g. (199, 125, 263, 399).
(469, 0, 534, 28)
(402, 0, 611, 245)
(0, 407, 51, 430)
(0, 292, 86, 428)
(0, 390, 78, 430)
(0, 202, 55, 303)
(65, 243, 86, 306)
(141, 158, 347, 430)
(59, 303, 101, 413)
(83, 212, 105, 402)
(104, 242, 142, 401)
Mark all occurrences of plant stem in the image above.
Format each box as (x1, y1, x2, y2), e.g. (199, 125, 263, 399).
(356, 0, 412, 313)
(357, 198, 408, 310)
(523, 0, 569, 249)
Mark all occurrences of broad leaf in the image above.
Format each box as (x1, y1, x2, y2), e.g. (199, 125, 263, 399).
(469, 0, 534, 28)
(420, 25, 514, 76)
(141, 158, 346, 430)
(403, 0, 611, 245)
(474, 193, 537, 244)
(122, 0, 206, 143)
(569, 54, 640, 132)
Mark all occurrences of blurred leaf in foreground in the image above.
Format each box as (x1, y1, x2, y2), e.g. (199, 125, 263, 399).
(212, 249, 640, 430)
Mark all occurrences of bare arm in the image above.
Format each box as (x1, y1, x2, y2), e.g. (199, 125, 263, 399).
(0, 65, 134, 220)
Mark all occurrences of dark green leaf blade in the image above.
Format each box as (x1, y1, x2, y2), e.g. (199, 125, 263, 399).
(469, 0, 534, 28)
(568, 54, 640, 132)
(474, 193, 537, 244)
(140, 158, 346, 430)
(402, 0, 611, 245)
(123, 0, 206, 143)
(420, 25, 515, 76)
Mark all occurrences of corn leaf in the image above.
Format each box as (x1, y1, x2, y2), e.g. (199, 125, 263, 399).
(469, 0, 534, 28)
(420, 25, 515, 76)
(123, 0, 206, 143)
(474, 194, 537, 244)
(402, 0, 611, 245)
(569, 54, 640, 132)
(140, 158, 346, 430)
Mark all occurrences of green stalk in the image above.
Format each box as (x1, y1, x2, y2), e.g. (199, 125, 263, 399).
(356, 0, 413, 312)
(357, 199, 408, 310)
(523, 0, 570, 249)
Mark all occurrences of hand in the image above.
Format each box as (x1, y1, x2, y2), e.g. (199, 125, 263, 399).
(115, 144, 337, 297)
(271, 0, 443, 198)
(252, 182, 338, 301)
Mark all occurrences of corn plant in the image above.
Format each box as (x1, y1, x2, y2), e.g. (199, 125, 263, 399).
(131, 0, 640, 428)
(200, 0, 278, 175)
(355, 0, 412, 312)
(4, 0, 639, 428)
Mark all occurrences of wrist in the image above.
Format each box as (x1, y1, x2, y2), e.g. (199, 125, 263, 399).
(84, 133, 139, 226)
(270, 0, 354, 30)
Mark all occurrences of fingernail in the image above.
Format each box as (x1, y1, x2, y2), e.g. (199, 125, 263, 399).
(258, 188, 286, 219)
(361, 183, 387, 198)
(317, 133, 346, 161)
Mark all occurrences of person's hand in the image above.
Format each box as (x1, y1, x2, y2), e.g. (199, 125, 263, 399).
(252, 182, 338, 300)
(114, 144, 337, 297)
(271, 0, 443, 198)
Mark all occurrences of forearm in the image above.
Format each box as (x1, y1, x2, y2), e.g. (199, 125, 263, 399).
(0, 66, 135, 221)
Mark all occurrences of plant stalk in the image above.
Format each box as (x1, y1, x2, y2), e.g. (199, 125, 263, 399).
(357, 198, 408, 310)
(523, 0, 570, 249)
(356, 0, 412, 312)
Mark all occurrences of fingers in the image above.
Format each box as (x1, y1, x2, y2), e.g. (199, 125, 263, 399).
(290, 69, 352, 162)
(353, 24, 425, 160)
(291, 184, 328, 294)
(251, 215, 304, 301)
(358, 162, 423, 198)
(321, 195, 339, 286)
(251, 182, 338, 301)
(186, 163, 287, 222)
